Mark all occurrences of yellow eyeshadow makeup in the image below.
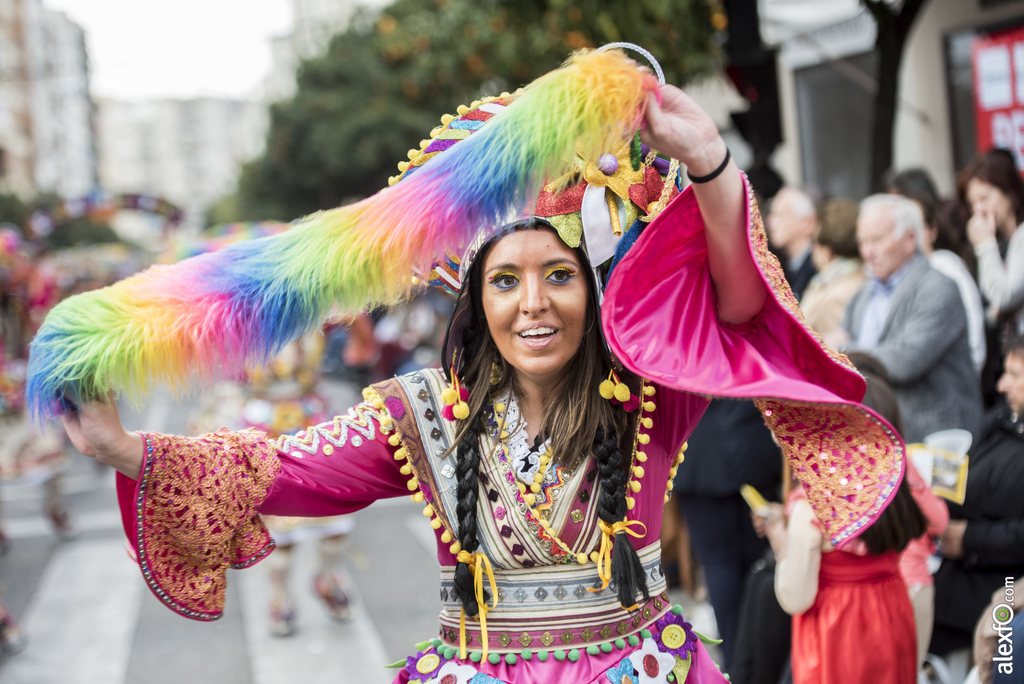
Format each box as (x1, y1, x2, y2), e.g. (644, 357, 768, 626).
(544, 265, 578, 279)
(486, 270, 517, 284)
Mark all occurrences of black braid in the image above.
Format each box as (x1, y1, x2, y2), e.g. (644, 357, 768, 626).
(593, 425, 650, 608)
(453, 413, 486, 617)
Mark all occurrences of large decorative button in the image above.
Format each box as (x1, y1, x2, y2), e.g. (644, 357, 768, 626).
(424, 408, 435, 421)
(418, 389, 429, 401)
(570, 510, 584, 523)
(441, 463, 455, 479)
(431, 428, 442, 440)
(661, 624, 687, 650)
(416, 653, 440, 674)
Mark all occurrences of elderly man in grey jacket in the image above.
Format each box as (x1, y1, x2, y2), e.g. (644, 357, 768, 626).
(838, 194, 983, 442)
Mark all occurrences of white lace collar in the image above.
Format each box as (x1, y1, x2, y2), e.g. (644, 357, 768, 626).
(493, 391, 550, 485)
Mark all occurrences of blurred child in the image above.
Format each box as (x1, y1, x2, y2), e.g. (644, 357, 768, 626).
(764, 370, 928, 683)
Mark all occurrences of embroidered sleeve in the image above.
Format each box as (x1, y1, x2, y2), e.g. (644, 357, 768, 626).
(115, 429, 281, 621)
(259, 395, 410, 517)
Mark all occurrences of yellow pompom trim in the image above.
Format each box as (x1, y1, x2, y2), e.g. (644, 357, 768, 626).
(599, 379, 615, 399)
(613, 383, 631, 402)
(453, 401, 470, 420)
(643, 385, 656, 396)
(411, 491, 425, 503)
(441, 387, 459, 405)
(441, 530, 452, 543)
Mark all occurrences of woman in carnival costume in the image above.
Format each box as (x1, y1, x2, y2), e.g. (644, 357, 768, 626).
(28, 47, 907, 684)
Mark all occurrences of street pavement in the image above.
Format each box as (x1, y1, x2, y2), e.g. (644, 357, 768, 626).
(0, 380, 718, 684)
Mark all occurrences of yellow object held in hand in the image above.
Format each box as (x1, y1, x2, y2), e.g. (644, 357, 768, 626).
(739, 484, 771, 517)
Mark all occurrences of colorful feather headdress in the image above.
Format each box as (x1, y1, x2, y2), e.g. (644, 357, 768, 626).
(27, 47, 661, 417)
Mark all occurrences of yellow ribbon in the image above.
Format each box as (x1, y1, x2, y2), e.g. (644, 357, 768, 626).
(588, 519, 648, 598)
(456, 550, 498, 660)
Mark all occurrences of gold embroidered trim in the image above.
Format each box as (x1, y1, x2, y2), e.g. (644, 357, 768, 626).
(135, 429, 280, 620)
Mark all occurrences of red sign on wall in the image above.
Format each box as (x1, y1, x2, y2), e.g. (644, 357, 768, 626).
(973, 26, 1024, 173)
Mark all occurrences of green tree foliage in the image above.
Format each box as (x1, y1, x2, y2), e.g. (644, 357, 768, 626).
(234, 0, 719, 222)
(0, 192, 30, 228)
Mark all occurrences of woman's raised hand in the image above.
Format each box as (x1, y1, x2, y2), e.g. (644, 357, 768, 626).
(641, 84, 728, 178)
(61, 397, 143, 479)
(967, 209, 998, 246)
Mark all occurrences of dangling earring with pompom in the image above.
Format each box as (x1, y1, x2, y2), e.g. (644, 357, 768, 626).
(599, 369, 640, 412)
(442, 370, 470, 421)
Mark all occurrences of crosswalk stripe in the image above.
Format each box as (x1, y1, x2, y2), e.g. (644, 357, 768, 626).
(1, 538, 142, 684)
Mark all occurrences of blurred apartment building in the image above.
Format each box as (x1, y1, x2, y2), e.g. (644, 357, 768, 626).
(0, 0, 95, 200)
(95, 98, 268, 238)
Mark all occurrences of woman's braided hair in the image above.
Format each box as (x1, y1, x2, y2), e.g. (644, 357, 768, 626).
(448, 225, 649, 617)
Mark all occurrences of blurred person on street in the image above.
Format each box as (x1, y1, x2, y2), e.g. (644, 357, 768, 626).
(764, 368, 927, 684)
(799, 198, 865, 343)
(838, 193, 983, 442)
(890, 168, 986, 375)
(29, 51, 911, 684)
(766, 186, 819, 299)
(672, 397, 781, 672)
(932, 334, 1024, 658)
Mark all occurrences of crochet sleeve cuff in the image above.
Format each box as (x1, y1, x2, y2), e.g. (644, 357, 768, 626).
(115, 429, 281, 621)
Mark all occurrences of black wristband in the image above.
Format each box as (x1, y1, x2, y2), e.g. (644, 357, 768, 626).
(687, 147, 731, 184)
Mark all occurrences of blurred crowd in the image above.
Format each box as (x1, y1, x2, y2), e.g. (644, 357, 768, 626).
(664, 149, 1024, 684)
(0, 227, 148, 654)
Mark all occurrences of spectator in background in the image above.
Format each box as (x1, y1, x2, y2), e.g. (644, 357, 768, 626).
(890, 168, 986, 375)
(961, 149, 1024, 333)
(839, 194, 983, 442)
(799, 198, 865, 343)
(766, 186, 819, 298)
(932, 334, 1024, 657)
(673, 398, 782, 672)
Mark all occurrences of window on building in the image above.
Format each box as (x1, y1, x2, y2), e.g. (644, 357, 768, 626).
(794, 51, 878, 200)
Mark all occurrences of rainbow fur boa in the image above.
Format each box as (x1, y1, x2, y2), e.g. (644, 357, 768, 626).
(28, 49, 659, 416)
